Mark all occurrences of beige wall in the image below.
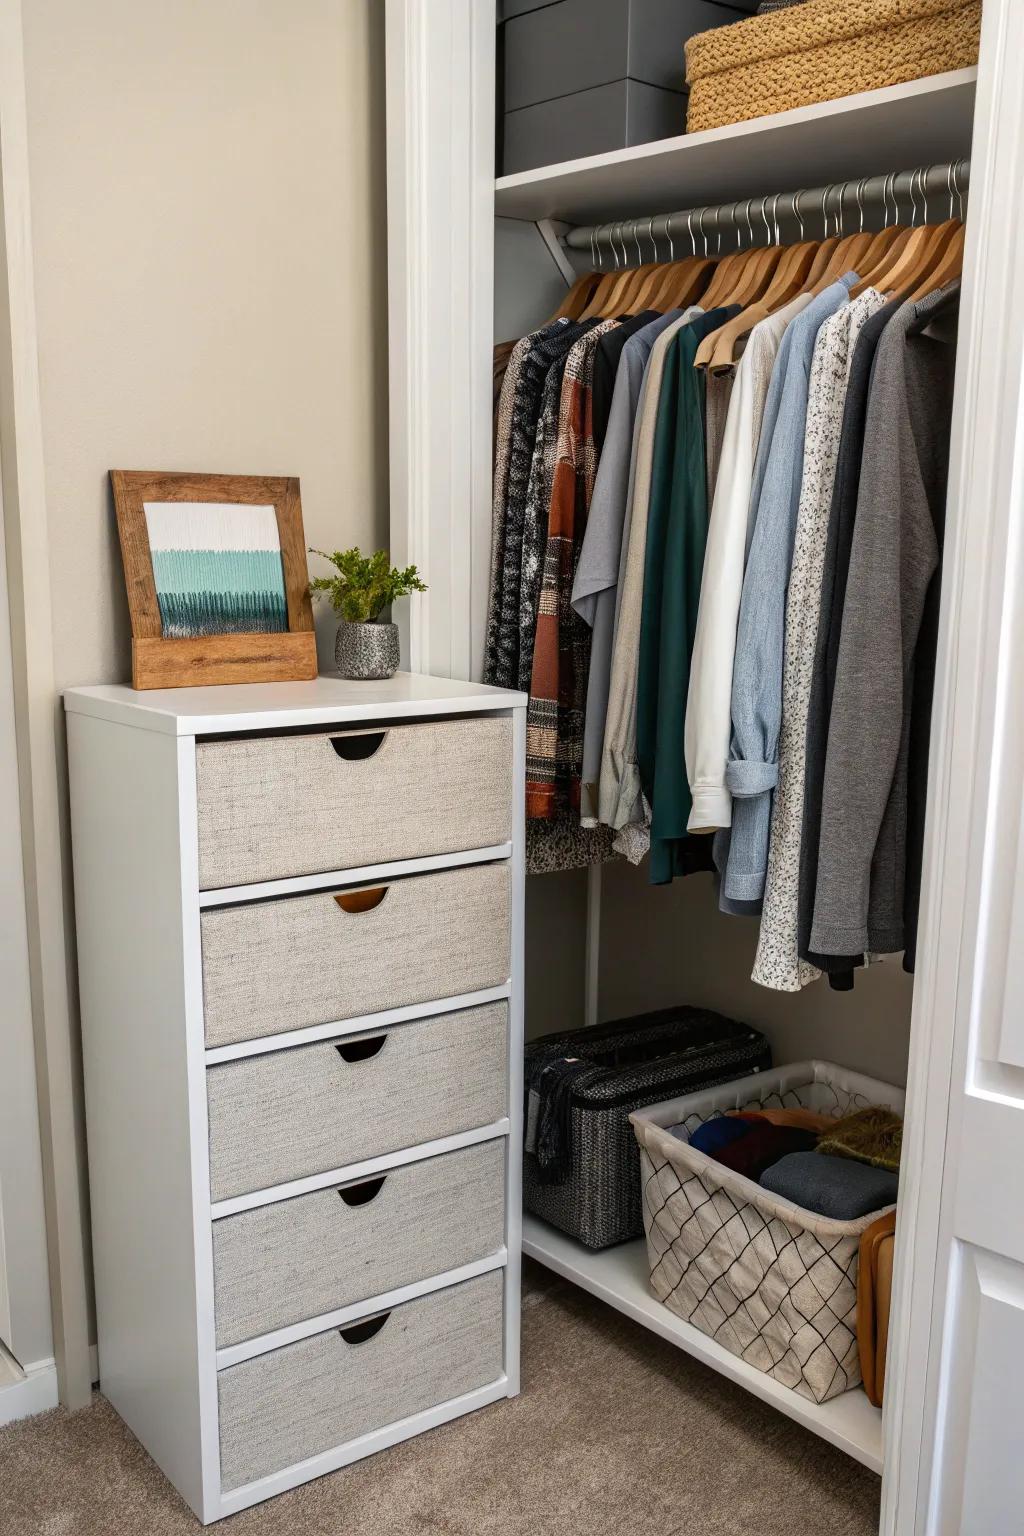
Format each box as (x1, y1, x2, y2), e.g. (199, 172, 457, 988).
(527, 863, 914, 1090)
(19, 0, 388, 1348)
(23, 0, 389, 690)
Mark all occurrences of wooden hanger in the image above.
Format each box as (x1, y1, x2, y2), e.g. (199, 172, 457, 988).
(692, 242, 786, 368)
(859, 220, 947, 300)
(624, 262, 667, 313)
(655, 256, 716, 311)
(911, 222, 964, 299)
(852, 169, 952, 298)
(622, 262, 667, 313)
(550, 272, 602, 322)
(703, 242, 820, 372)
(849, 225, 913, 295)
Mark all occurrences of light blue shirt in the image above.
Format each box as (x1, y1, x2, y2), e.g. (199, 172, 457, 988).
(722, 275, 857, 907)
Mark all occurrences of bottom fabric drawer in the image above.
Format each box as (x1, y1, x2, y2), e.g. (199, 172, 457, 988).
(213, 1140, 506, 1348)
(218, 1269, 505, 1492)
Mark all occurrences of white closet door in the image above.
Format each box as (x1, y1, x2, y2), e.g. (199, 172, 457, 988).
(884, 2, 1024, 1530)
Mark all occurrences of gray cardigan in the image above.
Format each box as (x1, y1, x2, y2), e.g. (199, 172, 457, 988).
(809, 285, 959, 957)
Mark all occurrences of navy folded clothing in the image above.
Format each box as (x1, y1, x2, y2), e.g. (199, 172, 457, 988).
(760, 1151, 898, 1220)
(687, 1117, 752, 1156)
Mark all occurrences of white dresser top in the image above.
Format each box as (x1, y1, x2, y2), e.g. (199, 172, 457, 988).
(63, 672, 528, 736)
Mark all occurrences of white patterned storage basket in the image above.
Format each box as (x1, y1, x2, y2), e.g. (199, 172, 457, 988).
(630, 1060, 904, 1404)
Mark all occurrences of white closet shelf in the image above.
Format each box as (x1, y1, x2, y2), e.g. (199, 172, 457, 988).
(523, 1213, 883, 1475)
(494, 69, 977, 226)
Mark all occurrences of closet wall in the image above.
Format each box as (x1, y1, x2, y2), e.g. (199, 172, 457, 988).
(500, 227, 915, 1091)
(14, 0, 389, 1351)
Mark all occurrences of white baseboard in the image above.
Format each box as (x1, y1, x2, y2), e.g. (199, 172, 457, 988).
(0, 1355, 58, 1426)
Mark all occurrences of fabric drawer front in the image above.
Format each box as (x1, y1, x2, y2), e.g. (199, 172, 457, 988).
(207, 1002, 509, 1201)
(218, 1269, 505, 1491)
(195, 716, 513, 890)
(213, 1141, 506, 1348)
(201, 863, 511, 1049)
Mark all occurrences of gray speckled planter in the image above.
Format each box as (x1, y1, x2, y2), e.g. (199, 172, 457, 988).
(335, 619, 400, 681)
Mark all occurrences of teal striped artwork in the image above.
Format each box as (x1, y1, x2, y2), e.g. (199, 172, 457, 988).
(143, 501, 288, 638)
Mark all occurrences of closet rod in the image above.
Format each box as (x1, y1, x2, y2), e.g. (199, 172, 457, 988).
(563, 158, 970, 264)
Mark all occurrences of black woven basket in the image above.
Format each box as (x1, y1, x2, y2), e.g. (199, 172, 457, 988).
(523, 1006, 771, 1250)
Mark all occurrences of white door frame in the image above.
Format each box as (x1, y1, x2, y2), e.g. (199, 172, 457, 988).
(881, 2, 1024, 1528)
(0, 0, 93, 1410)
(386, 1, 1023, 1530)
(385, 0, 496, 682)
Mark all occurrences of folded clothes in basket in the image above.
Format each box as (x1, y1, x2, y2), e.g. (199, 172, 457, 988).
(761, 1151, 899, 1220)
(714, 1123, 818, 1179)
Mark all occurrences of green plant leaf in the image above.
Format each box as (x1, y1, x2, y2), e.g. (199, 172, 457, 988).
(307, 547, 428, 621)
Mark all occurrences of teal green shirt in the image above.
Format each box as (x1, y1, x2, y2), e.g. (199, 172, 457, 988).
(636, 307, 738, 885)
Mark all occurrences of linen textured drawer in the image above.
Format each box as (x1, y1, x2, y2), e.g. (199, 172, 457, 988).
(213, 1141, 506, 1348)
(195, 716, 513, 890)
(218, 1269, 504, 1492)
(207, 1001, 509, 1201)
(201, 863, 511, 1049)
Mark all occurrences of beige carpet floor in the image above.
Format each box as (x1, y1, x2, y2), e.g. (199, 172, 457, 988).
(0, 1261, 880, 1536)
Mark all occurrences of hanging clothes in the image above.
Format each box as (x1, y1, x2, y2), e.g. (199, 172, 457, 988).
(685, 290, 814, 834)
(518, 321, 600, 692)
(486, 318, 584, 690)
(808, 283, 960, 961)
(590, 311, 659, 456)
(526, 320, 618, 818)
(752, 288, 889, 992)
(719, 275, 857, 909)
(635, 307, 739, 883)
(598, 307, 704, 843)
(572, 309, 690, 823)
(796, 294, 905, 986)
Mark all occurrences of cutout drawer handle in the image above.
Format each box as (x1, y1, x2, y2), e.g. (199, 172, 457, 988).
(334, 887, 388, 914)
(329, 731, 387, 761)
(338, 1311, 391, 1346)
(334, 1034, 388, 1064)
(337, 1175, 387, 1207)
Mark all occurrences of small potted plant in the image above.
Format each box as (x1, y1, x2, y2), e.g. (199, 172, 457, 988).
(308, 547, 427, 680)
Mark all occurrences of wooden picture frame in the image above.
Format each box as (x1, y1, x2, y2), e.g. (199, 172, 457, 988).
(111, 470, 318, 690)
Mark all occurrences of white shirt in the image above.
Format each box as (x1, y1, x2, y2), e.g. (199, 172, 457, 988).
(684, 293, 813, 833)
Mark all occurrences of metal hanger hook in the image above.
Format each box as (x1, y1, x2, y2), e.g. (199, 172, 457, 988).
(647, 215, 657, 263)
(760, 195, 771, 248)
(770, 191, 781, 247)
(793, 188, 805, 242)
(664, 213, 675, 264)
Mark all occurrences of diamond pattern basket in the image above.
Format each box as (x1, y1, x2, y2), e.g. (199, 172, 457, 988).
(630, 1061, 904, 1403)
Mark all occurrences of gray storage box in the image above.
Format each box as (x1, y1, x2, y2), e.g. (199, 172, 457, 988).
(504, 78, 687, 175)
(499, 0, 748, 172)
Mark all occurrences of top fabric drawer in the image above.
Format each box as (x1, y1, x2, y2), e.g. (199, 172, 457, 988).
(195, 716, 513, 890)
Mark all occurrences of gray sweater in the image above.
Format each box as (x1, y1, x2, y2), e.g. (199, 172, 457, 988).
(809, 285, 959, 957)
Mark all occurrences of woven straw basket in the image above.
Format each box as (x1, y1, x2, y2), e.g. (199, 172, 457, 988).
(685, 0, 981, 133)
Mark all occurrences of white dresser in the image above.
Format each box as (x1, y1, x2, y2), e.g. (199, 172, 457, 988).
(64, 674, 526, 1523)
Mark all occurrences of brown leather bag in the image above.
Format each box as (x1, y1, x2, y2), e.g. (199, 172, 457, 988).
(858, 1209, 897, 1407)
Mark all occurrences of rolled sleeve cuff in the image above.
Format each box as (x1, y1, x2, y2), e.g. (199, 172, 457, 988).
(726, 759, 778, 797)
